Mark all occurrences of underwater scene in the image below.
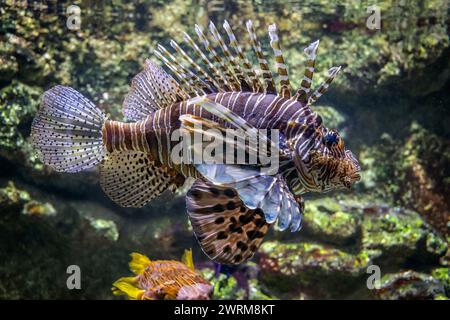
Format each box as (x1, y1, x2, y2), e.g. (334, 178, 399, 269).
(0, 0, 449, 300)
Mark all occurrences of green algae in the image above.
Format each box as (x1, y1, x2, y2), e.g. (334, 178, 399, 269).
(376, 271, 446, 300)
(199, 269, 246, 300)
(303, 197, 360, 245)
(86, 218, 119, 242)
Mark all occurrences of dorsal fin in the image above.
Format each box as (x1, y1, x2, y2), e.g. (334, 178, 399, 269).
(308, 66, 342, 105)
(208, 21, 251, 92)
(145, 19, 341, 107)
(123, 59, 187, 121)
(183, 32, 229, 91)
(153, 48, 198, 97)
(223, 20, 263, 92)
(156, 44, 209, 95)
(294, 40, 320, 103)
(194, 24, 238, 91)
(268, 24, 292, 98)
(246, 20, 276, 94)
(170, 39, 219, 92)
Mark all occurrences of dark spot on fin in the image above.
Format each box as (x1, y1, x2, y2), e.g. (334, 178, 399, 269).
(186, 178, 271, 265)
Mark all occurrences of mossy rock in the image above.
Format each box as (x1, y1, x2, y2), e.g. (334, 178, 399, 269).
(301, 197, 361, 246)
(258, 241, 371, 298)
(375, 271, 446, 300)
(362, 209, 448, 268)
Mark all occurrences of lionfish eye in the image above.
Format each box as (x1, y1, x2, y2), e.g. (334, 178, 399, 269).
(324, 131, 340, 146)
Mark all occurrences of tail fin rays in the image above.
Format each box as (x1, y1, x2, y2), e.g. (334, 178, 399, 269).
(31, 86, 106, 173)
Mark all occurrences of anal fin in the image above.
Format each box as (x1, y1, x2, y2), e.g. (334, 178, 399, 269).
(186, 178, 270, 265)
(100, 151, 183, 208)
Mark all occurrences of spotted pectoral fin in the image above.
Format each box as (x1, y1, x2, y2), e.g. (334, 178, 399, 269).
(99, 151, 182, 208)
(186, 178, 270, 265)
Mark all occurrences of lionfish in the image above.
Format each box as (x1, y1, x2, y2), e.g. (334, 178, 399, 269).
(31, 20, 361, 265)
(112, 249, 213, 300)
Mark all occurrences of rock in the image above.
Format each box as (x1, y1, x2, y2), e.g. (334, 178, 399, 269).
(301, 197, 361, 246)
(362, 208, 448, 267)
(431, 267, 450, 296)
(199, 268, 246, 300)
(0, 81, 41, 165)
(375, 271, 446, 300)
(22, 200, 56, 217)
(0, 181, 31, 209)
(360, 123, 450, 237)
(86, 217, 119, 242)
(258, 241, 371, 299)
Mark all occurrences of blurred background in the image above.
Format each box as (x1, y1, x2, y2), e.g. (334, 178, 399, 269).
(0, 0, 449, 299)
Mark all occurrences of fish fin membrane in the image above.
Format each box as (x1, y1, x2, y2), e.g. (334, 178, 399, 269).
(112, 276, 145, 300)
(184, 97, 279, 156)
(186, 178, 271, 265)
(181, 249, 195, 271)
(151, 20, 340, 102)
(123, 59, 187, 121)
(196, 164, 303, 232)
(99, 151, 177, 208)
(129, 252, 151, 274)
(31, 85, 106, 173)
(179, 113, 261, 162)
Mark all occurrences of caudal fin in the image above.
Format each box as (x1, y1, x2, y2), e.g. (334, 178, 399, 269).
(31, 86, 106, 173)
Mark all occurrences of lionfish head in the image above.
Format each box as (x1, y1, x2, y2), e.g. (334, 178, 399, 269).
(293, 121, 361, 193)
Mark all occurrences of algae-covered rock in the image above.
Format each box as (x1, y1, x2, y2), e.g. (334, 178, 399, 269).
(198, 262, 277, 300)
(362, 208, 447, 267)
(86, 218, 119, 242)
(22, 200, 56, 217)
(0, 181, 31, 208)
(0, 81, 41, 162)
(360, 123, 450, 237)
(431, 267, 450, 295)
(375, 271, 446, 300)
(199, 268, 246, 300)
(258, 241, 371, 298)
(302, 197, 361, 246)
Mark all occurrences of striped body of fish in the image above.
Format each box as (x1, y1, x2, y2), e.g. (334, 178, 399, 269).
(112, 249, 213, 300)
(31, 20, 361, 265)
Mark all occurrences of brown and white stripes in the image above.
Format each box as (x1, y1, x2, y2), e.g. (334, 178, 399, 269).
(103, 91, 319, 186)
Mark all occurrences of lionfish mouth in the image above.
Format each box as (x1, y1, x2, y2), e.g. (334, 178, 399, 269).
(342, 171, 361, 189)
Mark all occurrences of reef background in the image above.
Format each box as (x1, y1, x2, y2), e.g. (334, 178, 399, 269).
(0, 0, 449, 299)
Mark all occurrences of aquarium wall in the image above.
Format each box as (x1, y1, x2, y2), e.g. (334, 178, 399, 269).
(0, 0, 449, 300)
